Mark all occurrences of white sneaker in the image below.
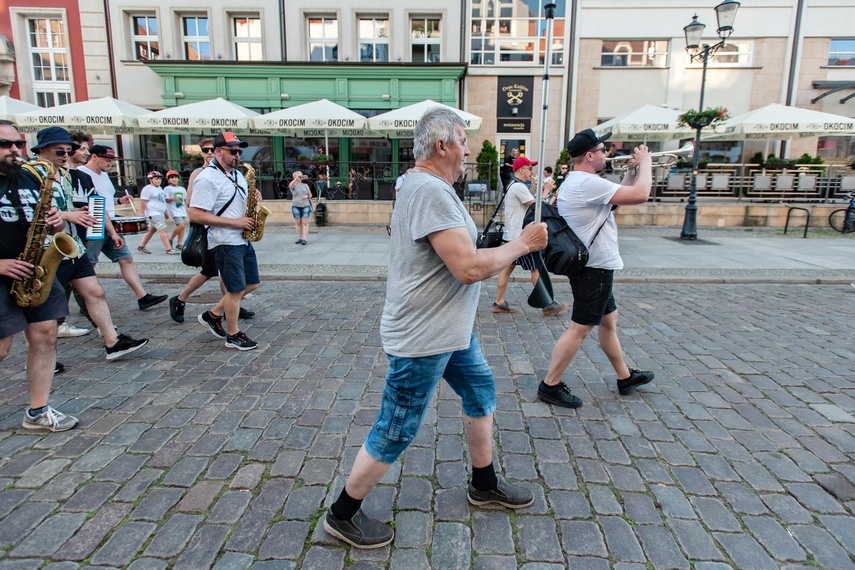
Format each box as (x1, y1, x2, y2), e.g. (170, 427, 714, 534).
(57, 322, 91, 338)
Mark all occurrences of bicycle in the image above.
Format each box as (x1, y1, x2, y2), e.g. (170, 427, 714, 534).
(828, 192, 855, 234)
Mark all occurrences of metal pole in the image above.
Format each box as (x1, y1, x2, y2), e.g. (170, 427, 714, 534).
(680, 44, 710, 240)
(534, 3, 556, 225)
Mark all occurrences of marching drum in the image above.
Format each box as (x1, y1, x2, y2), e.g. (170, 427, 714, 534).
(111, 216, 148, 235)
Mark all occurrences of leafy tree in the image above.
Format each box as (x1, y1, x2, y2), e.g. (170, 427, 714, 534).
(555, 148, 571, 174)
(476, 140, 499, 193)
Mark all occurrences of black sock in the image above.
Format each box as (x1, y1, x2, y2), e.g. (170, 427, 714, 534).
(471, 463, 498, 491)
(331, 487, 362, 521)
(28, 406, 46, 417)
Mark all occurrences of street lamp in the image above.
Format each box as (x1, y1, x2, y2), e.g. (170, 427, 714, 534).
(680, 0, 740, 240)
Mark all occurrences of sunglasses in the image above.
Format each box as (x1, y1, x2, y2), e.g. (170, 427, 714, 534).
(225, 148, 242, 156)
(0, 139, 27, 150)
(54, 148, 72, 157)
(201, 147, 215, 153)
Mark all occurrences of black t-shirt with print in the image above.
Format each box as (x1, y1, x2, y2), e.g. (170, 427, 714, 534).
(0, 172, 41, 269)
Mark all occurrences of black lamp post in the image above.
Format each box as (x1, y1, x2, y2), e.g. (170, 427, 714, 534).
(680, 0, 740, 240)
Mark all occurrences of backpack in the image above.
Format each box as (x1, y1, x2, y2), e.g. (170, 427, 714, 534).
(523, 202, 589, 276)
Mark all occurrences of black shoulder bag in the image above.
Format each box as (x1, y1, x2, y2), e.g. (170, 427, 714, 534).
(181, 189, 238, 267)
(476, 187, 509, 249)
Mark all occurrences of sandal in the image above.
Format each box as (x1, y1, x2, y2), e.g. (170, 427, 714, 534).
(165, 249, 179, 255)
(137, 246, 151, 254)
(492, 302, 516, 314)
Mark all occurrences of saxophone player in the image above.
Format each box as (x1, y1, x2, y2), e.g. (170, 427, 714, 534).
(189, 132, 261, 351)
(0, 120, 77, 432)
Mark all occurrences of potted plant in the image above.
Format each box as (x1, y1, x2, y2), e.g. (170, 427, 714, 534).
(677, 106, 730, 130)
(180, 152, 203, 168)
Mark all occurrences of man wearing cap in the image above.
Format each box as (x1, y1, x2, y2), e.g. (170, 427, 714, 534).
(189, 131, 260, 351)
(0, 120, 77, 431)
(492, 155, 566, 316)
(79, 146, 167, 311)
(29, 126, 149, 362)
(538, 128, 655, 408)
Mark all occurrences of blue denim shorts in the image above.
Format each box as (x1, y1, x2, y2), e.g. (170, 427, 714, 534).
(365, 333, 496, 464)
(87, 238, 132, 265)
(215, 244, 260, 293)
(292, 205, 311, 219)
(568, 266, 617, 326)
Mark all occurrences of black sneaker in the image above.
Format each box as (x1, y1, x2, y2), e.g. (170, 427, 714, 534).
(238, 307, 255, 319)
(198, 311, 226, 338)
(169, 296, 185, 323)
(618, 368, 654, 395)
(537, 381, 583, 408)
(323, 509, 394, 549)
(138, 293, 168, 311)
(467, 479, 534, 509)
(225, 331, 258, 351)
(55, 362, 65, 375)
(105, 334, 148, 360)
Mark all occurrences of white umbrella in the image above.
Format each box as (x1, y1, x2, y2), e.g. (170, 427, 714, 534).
(0, 96, 41, 123)
(137, 97, 260, 133)
(593, 104, 696, 142)
(15, 96, 151, 135)
(703, 103, 855, 140)
(368, 99, 482, 138)
(253, 98, 371, 150)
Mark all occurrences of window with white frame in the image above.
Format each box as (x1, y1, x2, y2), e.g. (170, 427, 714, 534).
(181, 15, 210, 60)
(470, 0, 566, 66)
(308, 17, 337, 62)
(27, 17, 71, 107)
(359, 17, 389, 63)
(600, 40, 668, 67)
(703, 42, 752, 66)
(233, 16, 262, 60)
(828, 39, 854, 66)
(411, 17, 441, 62)
(130, 15, 159, 61)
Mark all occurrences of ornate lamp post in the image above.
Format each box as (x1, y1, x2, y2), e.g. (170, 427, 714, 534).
(680, 0, 740, 240)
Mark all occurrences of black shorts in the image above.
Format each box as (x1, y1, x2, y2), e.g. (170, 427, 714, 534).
(0, 278, 69, 338)
(200, 247, 219, 278)
(55, 256, 97, 287)
(568, 266, 617, 326)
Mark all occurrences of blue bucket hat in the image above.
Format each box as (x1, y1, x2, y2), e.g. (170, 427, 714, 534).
(32, 126, 80, 152)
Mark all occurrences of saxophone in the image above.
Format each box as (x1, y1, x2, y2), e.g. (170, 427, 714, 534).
(242, 162, 270, 242)
(12, 160, 80, 307)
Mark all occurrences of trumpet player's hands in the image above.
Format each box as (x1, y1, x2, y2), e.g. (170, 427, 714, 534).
(0, 259, 34, 280)
(45, 207, 64, 229)
(521, 222, 548, 253)
(64, 207, 97, 228)
(631, 145, 652, 167)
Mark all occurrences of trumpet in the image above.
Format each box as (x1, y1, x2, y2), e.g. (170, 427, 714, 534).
(606, 142, 694, 171)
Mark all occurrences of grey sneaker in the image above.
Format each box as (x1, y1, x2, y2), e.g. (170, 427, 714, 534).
(22, 406, 79, 432)
(323, 509, 394, 549)
(467, 479, 534, 509)
(542, 301, 567, 316)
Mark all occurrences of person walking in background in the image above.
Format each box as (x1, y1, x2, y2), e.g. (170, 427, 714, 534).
(165, 170, 187, 251)
(538, 129, 655, 409)
(289, 170, 312, 245)
(492, 156, 566, 317)
(78, 146, 167, 311)
(500, 147, 520, 190)
(323, 107, 548, 549)
(137, 171, 178, 255)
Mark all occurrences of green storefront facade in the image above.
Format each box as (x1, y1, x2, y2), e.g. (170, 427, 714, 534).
(144, 62, 467, 199)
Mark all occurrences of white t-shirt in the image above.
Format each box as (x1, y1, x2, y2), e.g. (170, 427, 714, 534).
(394, 174, 406, 191)
(78, 165, 117, 214)
(140, 184, 168, 216)
(189, 162, 248, 248)
(166, 185, 187, 218)
(557, 171, 622, 270)
(502, 179, 535, 242)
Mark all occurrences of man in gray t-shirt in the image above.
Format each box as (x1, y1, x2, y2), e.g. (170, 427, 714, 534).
(323, 108, 548, 550)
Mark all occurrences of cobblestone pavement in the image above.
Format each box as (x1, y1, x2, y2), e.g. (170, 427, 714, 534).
(1, 277, 854, 569)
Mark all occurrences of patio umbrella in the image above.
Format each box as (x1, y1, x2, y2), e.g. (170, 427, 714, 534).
(703, 103, 855, 141)
(15, 96, 151, 135)
(368, 99, 482, 138)
(0, 96, 41, 123)
(136, 97, 260, 133)
(593, 104, 695, 142)
(253, 98, 371, 151)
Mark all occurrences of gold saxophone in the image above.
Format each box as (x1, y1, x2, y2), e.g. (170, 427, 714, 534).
(242, 162, 270, 242)
(12, 160, 80, 307)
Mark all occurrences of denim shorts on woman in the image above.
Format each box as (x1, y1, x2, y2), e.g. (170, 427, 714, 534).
(291, 205, 311, 219)
(568, 266, 617, 326)
(214, 244, 260, 293)
(365, 333, 496, 464)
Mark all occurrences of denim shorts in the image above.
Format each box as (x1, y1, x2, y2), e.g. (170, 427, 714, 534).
(568, 266, 617, 326)
(365, 333, 496, 464)
(292, 205, 311, 219)
(0, 277, 69, 338)
(200, 246, 219, 278)
(87, 238, 132, 264)
(215, 244, 260, 293)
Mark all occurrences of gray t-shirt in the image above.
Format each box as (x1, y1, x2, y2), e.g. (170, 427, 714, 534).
(556, 171, 622, 270)
(380, 170, 479, 358)
(291, 183, 311, 208)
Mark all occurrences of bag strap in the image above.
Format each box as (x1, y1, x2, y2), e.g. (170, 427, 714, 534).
(216, 190, 237, 217)
(587, 205, 616, 248)
(483, 186, 509, 233)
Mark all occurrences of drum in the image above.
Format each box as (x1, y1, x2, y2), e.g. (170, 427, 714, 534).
(112, 216, 148, 235)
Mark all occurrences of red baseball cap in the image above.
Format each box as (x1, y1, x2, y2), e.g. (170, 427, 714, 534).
(513, 156, 538, 172)
(214, 132, 248, 148)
